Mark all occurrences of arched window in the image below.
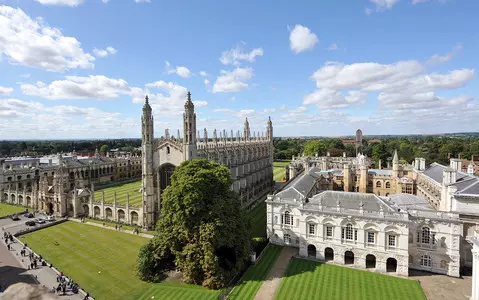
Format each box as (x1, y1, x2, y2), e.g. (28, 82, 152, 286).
(417, 226, 435, 245)
(354, 176, 358, 182)
(282, 211, 293, 226)
(284, 234, 291, 244)
(167, 146, 171, 154)
(420, 254, 432, 267)
(342, 223, 357, 241)
(385, 182, 391, 188)
(376, 181, 382, 188)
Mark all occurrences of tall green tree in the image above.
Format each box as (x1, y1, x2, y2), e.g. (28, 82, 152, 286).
(136, 159, 250, 289)
(303, 140, 326, 156)
(99, 144, 109, 155)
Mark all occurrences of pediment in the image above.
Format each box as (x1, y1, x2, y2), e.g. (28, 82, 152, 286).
(157, 140, 183, 152)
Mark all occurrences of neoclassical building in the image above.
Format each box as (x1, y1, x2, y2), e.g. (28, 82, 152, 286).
(0, 152, 142, 222)
(141, 92, 274, 229)
(266, 175, 462, 277)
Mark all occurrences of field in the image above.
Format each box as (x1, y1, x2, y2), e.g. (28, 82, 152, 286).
(275, 258, 426, 300)
(94, 180, 142, 206)
(273, 161, 290, 182)
(18, 222, 220, 300)
(229, 244, 282, 300)
(0, 203, 25, 217)
(248, 200, 267, 238)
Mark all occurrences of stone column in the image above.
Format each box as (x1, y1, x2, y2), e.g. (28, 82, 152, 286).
(473, 249, 478, 300)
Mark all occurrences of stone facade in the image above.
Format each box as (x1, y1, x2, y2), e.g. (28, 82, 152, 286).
(0, 153, 142, 223)
(266, 188, 462, 277)
(467, 231, 479, 300)
(141, 93, 274, 229)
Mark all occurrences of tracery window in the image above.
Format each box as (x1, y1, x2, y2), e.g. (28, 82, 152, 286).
(417, 226, 435, 245)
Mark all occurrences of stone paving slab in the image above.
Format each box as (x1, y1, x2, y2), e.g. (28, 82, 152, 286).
(409, 270, 472, 300)
(254, 246, 297, 300)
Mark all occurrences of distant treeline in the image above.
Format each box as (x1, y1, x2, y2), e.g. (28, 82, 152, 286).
(274, 136, 479, 167)
(0, 139, 142, 157)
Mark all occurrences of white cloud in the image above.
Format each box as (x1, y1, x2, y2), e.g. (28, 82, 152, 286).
(370, 0, 400, 10)
(93, 46, 117, 57)
(365, 7, 373, 15)
(21, 75, 132, 100)
(303, 89, 366, 109)
(0, 6, 95, 72)
(220, 46, 264, 66)
(212, 67, 254, 93)
(135, 0, 151, 3)
(102, 0, 110, 3)
(328, 43, 338, 51)
(35, 0, 84, 6)
(0, 86, 14, 96)
(204, 78, 210, 85)
(426, 43, 462, 66)
(289, 24, 319, 54)
(199, 71, 207, 77)
(165, 61, 192, 78)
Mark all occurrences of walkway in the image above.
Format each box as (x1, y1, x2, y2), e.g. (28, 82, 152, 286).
(254, 246, 297, 300)
(1, 230, 84, 299)
(69, 218, 154, 239)
(409, 270, 472, 300)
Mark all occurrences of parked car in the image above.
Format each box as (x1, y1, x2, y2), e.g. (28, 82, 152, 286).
(46, 216, 55, 222)
(25, 220, 36, 226)
(34, 218, 46, 224)
(24, 213, 34, 218)
(11, 215, 20, 221)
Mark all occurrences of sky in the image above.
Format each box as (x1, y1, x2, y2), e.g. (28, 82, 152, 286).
(0, 0, 479, 139)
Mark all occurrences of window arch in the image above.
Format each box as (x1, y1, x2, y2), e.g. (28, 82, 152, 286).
(282, 211, 293, 226)
(417, 226, 435, 245)
(376, 181, 382, 188)
(420, 254, 432, 267)
(167, 146, 171, 154)
(341, 223, 357, 241)
(385, 182, 391, 188)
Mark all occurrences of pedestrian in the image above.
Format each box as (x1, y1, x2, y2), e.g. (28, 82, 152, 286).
(7, 244, 10, 251)
(84, 292, 89, 300)
(115, 225, 117, 230)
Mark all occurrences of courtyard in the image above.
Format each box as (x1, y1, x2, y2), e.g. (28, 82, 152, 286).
(17, 221, 220, 300)
(0, 203, 25, 217)
(273, 161, 289, 183)
(274, 257, 426, 300)
(94, 180, 142, 207)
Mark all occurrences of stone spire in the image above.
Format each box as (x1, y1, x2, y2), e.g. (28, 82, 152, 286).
(165, 129, 170, 139)
(266, 116, 273, 141)
(231, 130, 234, 142)
(197, 130, 200, 143)
(393, 149, 399, 165)
(213, 129, 218, 143)
(204, 128, 208, 143)
(244, 117, 250, 141)
(184, 91, 194, 109)
(177, 129, 181, 141)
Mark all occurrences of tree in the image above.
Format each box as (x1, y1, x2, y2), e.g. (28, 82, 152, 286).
(136, 159, 250, 289)
(99, 144, 109, 155)
(303, 140, 326, 156)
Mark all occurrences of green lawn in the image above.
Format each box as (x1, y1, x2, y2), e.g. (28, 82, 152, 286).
(275, 258, 426, 300)
(18, 222, 220, 300)
(0, 203, 26, 217)
(273, 161, 290, 183)
(248, 200, 266, 239)
(94, 180, 142, 207)
(85, 218, 156, 235)
(228, 244, 282, 300)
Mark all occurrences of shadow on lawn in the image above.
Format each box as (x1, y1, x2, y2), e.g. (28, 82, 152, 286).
(0, 265, 38, 292)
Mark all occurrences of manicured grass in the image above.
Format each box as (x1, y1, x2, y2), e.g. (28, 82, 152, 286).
(229, 244, 282, 300)
(0, 203, 25, 217)
(273, 161, 290, 183)
(275, 258, 427, 300)
(85, 218, 155, 235)
(248, 200, 266, 238)
(18, 222, 220, 300)
(94, 180, 142, 207)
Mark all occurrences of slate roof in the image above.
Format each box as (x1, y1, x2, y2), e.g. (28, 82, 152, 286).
(387, 193, 435, 211)
(422, 162, 479, 196)
(368, 169, 393, 176)
(276, 167, 322, 199)
(307, 191, 394, 212)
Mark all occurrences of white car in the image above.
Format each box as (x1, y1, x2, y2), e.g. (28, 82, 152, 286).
(46, 216, 55, 222)
(35, 218, 46, 224)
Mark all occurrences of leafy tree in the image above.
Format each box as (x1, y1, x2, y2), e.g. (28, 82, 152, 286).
(136, 159, 250, 289)
(99, 144, 109, 155)
(303, 140, 326, 156)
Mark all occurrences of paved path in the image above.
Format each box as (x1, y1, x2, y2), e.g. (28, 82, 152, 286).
(1, 229, 84, 299)
(409, 270, 472, 300)
(254, 246, 297, 300)
(69, 218, 154, 239)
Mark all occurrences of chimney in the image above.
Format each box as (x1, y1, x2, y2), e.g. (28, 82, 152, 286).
(443, 167, 457, 185)
(450, 158, 462, 172)
(458, 153, 461, 159)
(378, 159, 382, 170)
(48, 159, 52, 166)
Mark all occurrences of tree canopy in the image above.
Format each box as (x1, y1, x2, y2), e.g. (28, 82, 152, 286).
(136, 159, 250, 289)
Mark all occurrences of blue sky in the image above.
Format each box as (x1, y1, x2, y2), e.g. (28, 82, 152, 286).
(1, 0, 478, 139)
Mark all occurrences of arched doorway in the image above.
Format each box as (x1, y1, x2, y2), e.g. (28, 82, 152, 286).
(324, 248, 334, 261)
(366, 254, 376, 269)
(159, 163, 176, 192)
(307, 244, 316, 258)
(105, 207, 113, 220)
(18, 195, 23, 205)
(94, 206, 100, 218)
(26, 196, 32, 207)
(83, 204, 89, 216)
(130, 211, 139, 225)
(344, 251, 354, 265)
(118, 209, 125, 222)
(386, 258, 397, 272)
(46, 202, 54, 215)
